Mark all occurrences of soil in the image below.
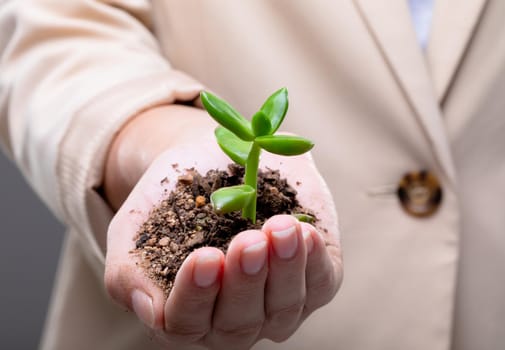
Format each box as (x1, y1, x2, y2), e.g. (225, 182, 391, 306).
(133, 164, 315, 296)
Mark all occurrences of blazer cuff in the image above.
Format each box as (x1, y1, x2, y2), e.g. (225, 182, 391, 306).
(57, 70, 203, 273)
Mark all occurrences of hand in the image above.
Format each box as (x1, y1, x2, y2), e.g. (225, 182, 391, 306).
(104, 105, 343, 349)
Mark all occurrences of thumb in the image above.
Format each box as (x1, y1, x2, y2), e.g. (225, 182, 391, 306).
(105, 204, 167, 329)
(103, 138, 230, 330)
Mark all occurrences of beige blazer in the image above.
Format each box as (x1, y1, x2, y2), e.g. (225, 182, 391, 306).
(1, 1, 504, 349)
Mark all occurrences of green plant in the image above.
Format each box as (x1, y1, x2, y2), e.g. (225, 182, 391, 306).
(200, 88, 314, 223)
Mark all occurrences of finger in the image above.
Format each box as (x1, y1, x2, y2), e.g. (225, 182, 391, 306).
(105, 219, 167, 330)
(260, 215, 307, 342)
(163, 247, 224, 344)
(301, 222, 343, 317)
(207, 230, 269, 349)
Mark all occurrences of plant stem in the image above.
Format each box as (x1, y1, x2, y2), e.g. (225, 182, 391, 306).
(243, 142, 261, 223)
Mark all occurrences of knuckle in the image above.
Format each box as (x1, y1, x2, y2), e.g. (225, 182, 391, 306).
(266, 298, 305, 323)
(213, 320, 264, 339)
(104, 264, 129, 304)
(307, 272, 339, 309)
(164, 322, 209, 342)
(312, 272, 335, 293)
(231, 289, 264, 307)
(179, 286, 219, 309)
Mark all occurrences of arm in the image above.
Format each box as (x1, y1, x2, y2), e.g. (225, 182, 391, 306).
(0, 0, 202, 265)
(1, 2, 343, 348)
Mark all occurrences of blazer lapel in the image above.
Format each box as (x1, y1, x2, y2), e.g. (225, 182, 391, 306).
(427, 0, 489, 102)
(352, 0, 456, 186)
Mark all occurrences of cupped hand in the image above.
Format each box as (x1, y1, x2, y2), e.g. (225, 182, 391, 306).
(104, 105, 343, 350)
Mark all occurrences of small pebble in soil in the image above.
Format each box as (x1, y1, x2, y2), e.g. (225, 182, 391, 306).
(195, 195, 206, 208)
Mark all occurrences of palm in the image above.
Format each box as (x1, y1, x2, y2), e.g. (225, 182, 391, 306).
(106, 128, 342, 349)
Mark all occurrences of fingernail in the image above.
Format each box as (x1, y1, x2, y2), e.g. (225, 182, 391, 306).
(241, 241, 268, 275)
(131, 289, 154, 328)
(193, 251, 221, 288)
(302, 228, 314, 254)
(272, 225, 298, 259)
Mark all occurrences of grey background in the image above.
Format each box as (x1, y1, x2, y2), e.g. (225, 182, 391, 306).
(0, 151, 64, 350)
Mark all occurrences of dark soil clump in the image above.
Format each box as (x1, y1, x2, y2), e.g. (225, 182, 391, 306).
(133, 164, 314, 295)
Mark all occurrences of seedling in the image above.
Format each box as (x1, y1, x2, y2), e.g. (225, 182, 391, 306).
(200, 88, 314, 223)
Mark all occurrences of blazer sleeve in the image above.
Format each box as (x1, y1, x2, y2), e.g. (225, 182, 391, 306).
(0, 0, 203, 271)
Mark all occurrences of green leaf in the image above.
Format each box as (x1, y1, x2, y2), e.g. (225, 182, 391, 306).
(211, 185, 256, 214)
(215, 127, 252, 166)
(251, 111, 271, 137)
(260, 87, 289, 134)
(200, 91, 255, 141)
(255, 135, 314, 156)
(293, 213, 315, 223)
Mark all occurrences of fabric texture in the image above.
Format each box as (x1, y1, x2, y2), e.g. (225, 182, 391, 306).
(0, 1, 503, 350)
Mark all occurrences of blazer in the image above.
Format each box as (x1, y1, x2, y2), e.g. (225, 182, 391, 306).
(0, 1, 503, 349)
